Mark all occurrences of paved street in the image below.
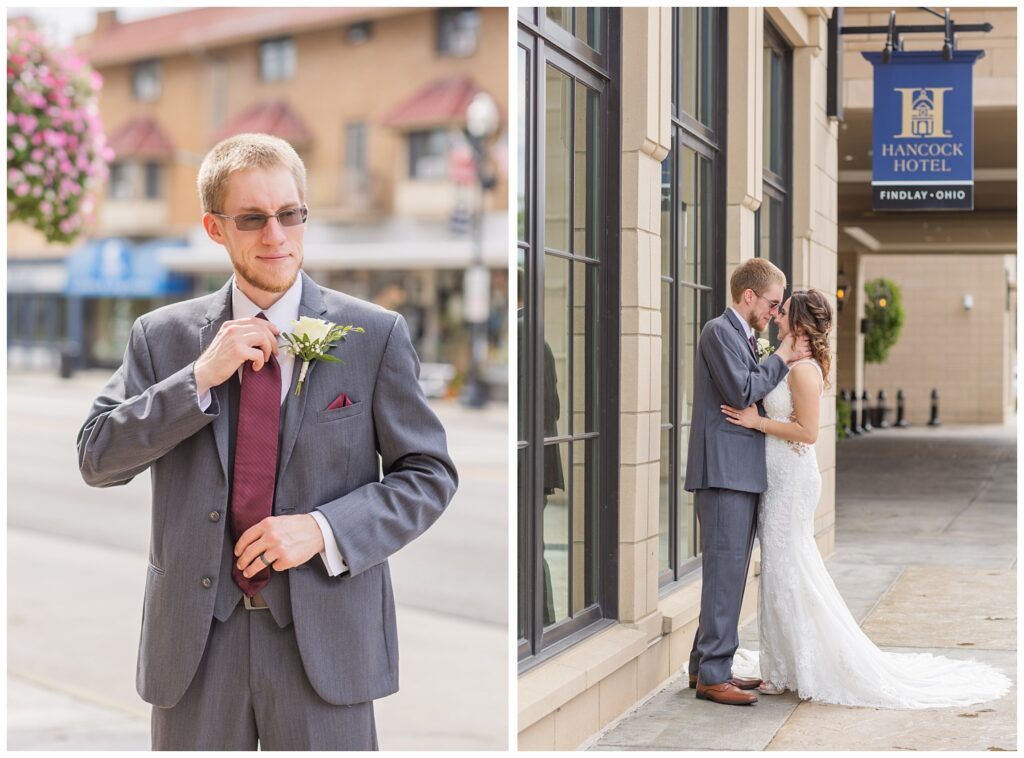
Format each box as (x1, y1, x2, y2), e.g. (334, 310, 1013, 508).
(7, 369, 509, 750)
(593, 423, 1017, 751)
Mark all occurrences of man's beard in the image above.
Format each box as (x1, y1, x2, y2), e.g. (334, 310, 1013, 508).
(232, 251, 302, 294)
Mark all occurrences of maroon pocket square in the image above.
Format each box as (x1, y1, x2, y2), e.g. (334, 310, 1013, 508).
(326, 392, 354, 411)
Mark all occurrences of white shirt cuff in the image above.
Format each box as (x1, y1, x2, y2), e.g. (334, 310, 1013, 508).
(198, 388, 212, 412)
(310, 510, 349, 576)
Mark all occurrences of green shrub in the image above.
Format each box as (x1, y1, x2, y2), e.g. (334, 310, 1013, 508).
(863, 278, 905, 364)
(836, 393, 850, 440)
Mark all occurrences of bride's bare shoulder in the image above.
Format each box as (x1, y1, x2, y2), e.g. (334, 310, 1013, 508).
(787, 361, 823, 393)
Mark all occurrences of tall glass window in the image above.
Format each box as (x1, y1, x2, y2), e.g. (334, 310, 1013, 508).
(518, 8, 618, 665)
(758, 20, 792, 349)
(658, 7, 726, 585)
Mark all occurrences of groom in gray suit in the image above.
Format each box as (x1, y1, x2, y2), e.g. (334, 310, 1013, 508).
(683, 258, 808, 706)
(77, 134, 458, 748)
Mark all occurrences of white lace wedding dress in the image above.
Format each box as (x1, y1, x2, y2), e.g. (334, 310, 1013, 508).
(745, 359, 1011, 709)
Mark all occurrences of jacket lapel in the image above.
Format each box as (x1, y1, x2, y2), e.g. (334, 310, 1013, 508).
(724, 308, 758, 362)
(276, 271, 328, 483)
(199, 279, 235, 482)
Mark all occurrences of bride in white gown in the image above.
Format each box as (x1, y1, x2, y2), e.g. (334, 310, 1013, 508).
(721, 289, 1011, 709)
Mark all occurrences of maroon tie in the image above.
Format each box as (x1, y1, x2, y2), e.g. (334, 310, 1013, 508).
(748, 335, 758, 355)
(230, 313, 281, 598)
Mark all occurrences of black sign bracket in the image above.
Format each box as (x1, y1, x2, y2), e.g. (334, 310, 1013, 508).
(839, 7, 992, 64)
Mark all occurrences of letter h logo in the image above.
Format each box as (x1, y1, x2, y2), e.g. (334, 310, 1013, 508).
(893, 87, 953, 139)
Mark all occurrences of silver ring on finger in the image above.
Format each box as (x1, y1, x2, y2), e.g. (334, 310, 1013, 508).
(259, 553, 273, 568)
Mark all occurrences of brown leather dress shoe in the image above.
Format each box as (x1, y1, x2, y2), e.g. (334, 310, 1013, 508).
(689, 674, 762, 690)
(695, 680, 759, 706)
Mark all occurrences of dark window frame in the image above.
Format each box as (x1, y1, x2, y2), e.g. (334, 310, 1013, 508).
(517, 10, 621, 670)
(659, 7, 728, 589)
(757, 20, 793, 291)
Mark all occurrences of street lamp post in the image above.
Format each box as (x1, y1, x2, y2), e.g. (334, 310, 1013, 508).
(459, 91, 498, 408)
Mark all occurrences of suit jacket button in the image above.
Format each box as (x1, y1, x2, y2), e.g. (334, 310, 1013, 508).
(201, 577, 212, 589)
(208, 511, 221, 522)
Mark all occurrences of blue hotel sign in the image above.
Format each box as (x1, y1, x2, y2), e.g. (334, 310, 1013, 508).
(863, 50, 984, 211)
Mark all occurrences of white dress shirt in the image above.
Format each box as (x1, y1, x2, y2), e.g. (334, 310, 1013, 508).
(198, 275, 348, 576)
(729, 306, 756, 344)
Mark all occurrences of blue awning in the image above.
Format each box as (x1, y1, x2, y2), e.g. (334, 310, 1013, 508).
(66, 237, 192, 297)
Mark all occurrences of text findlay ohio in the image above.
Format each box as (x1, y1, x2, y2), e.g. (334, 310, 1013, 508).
(877, 188, 968, 200)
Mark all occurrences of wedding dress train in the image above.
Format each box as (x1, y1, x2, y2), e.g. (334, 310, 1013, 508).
(745, 359, 1010, 709)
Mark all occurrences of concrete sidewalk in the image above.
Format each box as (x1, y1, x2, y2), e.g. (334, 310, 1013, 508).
(592, 424, 1017, 751)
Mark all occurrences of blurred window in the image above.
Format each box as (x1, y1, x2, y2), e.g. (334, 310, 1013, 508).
(437, 8, 480, 57)
(108, 162, 134, 200)
(345, 122, 368, 196)
(259, 37, 295, 81)
(346, 21, 373, 45)
(132, 60, 161, 102)
(210, 59, 228, 129)
(408, 129, 449, 180)
(144, 162, 162, 200)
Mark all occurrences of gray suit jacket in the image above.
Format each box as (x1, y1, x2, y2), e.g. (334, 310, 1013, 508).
(77, 272, 458, 708)
(683, 309, 789, 494)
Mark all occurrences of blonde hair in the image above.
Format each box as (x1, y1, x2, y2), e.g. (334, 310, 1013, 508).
(788, 289, 833, 388)
(730, 258, 787, 303)
(197, 133, 306, 213)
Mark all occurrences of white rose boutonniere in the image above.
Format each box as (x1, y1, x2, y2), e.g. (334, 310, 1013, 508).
(756, 337, 775, 360)
(281, 316, 365, 396)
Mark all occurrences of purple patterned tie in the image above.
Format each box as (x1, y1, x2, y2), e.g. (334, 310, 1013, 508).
(230, 313, 281, 598)
(748, 335, 758, 355)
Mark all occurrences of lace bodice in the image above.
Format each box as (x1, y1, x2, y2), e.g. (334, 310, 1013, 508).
(763, 359, 822, 458)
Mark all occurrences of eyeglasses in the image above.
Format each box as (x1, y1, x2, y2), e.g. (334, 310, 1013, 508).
(754, 292, 781, 313)
(211, 206, 308, 232)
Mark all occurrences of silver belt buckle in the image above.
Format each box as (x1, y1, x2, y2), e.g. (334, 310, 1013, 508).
(243, 593, 269, 611)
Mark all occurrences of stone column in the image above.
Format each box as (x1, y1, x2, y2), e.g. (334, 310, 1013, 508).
(726, 7, 763, 275)
(618, 6, 670, 629)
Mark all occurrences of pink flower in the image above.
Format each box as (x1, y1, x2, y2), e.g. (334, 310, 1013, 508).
(8, 168, 23, 183)
(40, 201, 52, 214)
(11, 133, 27, 151)
(6, 149, 13, 161)
(14, 183, 30, 197)
(6, 111, 15, 126)
(30, 148, 43, 161)
(17, 113, 37, 134)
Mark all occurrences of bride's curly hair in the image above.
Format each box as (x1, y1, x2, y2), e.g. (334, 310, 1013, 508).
(787, 289, 833, 388)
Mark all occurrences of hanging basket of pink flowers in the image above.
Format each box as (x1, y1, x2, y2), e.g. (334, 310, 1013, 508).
(7, 20, 114, 244)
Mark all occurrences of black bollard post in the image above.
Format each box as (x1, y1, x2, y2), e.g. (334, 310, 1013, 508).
(896, 389, 909, 427)
(850, 389, 863, 434)
(876, 389, 890, 429)
(928, 388, 941, 426)
(840, 390, 852, 437)
(860, 389, 873, 432)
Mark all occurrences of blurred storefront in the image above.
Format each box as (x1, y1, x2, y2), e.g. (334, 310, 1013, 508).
(7, 6, 509, 396)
